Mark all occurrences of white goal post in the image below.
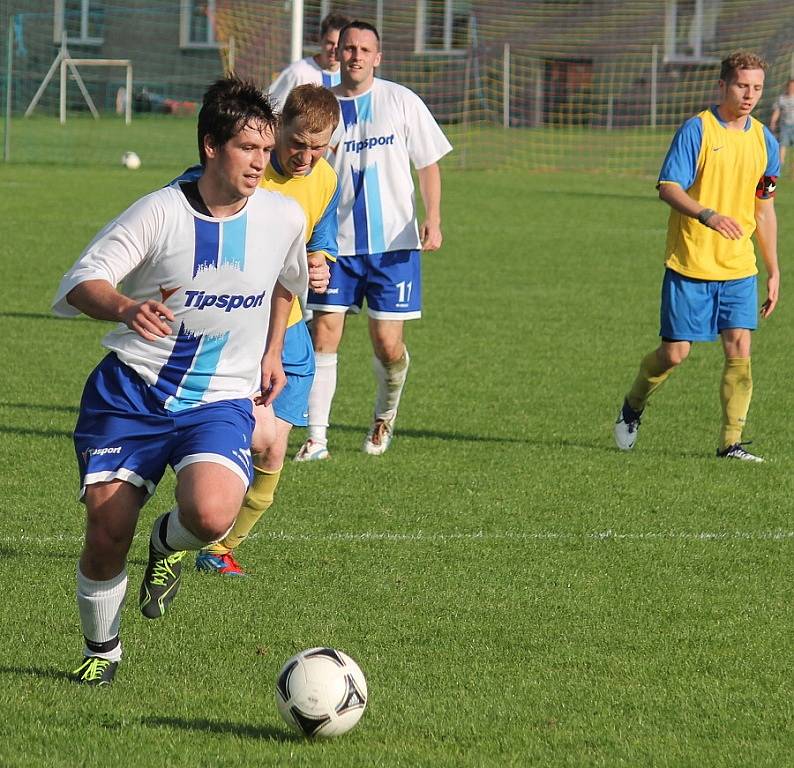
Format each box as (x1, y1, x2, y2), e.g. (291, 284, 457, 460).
(25, 37, 133, 125)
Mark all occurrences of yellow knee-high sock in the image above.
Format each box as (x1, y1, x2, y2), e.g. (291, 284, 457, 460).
(203, 466, 282, 555)
(720, 357, 752, 450)
(626, 350, 675, 412)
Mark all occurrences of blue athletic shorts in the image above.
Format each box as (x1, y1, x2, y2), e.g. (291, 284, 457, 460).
(274, 321, 315, 427)
(780, 124, 794, 148)
(306, 249, 422, 319)
(659, 268, 757, 342)
(73, 354, 255, 502)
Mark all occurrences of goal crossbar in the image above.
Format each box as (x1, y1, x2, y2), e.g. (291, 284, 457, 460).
(25, 37, 133, 125)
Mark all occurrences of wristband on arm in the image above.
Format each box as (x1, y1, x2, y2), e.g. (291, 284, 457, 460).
(697, 208, 717, 225)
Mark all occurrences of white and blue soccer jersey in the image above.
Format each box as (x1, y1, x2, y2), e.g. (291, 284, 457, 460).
(330, 79, 452, 256)
(53, 185, 307, 412)
(268, 57, 341, 110)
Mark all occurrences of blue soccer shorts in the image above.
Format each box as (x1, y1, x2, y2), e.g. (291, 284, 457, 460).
(273, 321, 315, 427)
(306, 249, 422, 320)
(73, 353, 255, 502)
(659, 268, 757, 342)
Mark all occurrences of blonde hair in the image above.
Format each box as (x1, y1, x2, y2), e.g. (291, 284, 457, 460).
(720, 51, 768, 82)
(281, 84, 340, 134)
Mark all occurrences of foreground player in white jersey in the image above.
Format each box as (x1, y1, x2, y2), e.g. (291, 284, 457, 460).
(296, 20, 452, 460)
(268, 12, 351, 110)
(52, 77, 307, 685)
(181, 85, 340, 576)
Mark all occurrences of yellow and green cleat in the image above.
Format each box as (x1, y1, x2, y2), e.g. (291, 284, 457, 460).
(73, 656, 118, 686)
(139, 545, 187, 619)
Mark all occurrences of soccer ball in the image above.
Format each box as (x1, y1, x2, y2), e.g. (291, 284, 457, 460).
(122, 151, 141, 170)
(275, 647, 367, 738)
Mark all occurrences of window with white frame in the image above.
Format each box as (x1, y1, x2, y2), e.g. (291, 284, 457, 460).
(180, 0, 220, 49)
(415, 0, 471, 54)
(53, 0, 104, 46)
(664, 0, 722, 63)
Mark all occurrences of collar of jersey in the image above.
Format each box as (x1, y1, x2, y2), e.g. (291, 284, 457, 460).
(337, 82, 376, 101)
(172, 184, 250, 222)
(710, 105, 751, 132)
(270, 153, 314, 179)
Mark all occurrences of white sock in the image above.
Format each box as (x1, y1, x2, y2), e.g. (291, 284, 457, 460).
(308, 352, 338, 444)
(150, 508, 208, 556)
(373, 348, 410, 423)
(77, 566, 126, 661)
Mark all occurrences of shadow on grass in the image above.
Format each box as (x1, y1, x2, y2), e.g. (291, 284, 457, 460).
(141, 715, 298, 743)
(0, 665, 73, 683)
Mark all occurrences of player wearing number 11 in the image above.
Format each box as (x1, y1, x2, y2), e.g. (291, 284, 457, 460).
(614, 51, 780, 461)
(296, 20, 453, 460)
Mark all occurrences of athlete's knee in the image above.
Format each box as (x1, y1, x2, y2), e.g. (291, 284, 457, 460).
(179, 490, 242, 541)
(658, 342, 690, 368)
(255, 442, 288, 471)
(312, 312, 344, 352)
(372, 337, 404, 364)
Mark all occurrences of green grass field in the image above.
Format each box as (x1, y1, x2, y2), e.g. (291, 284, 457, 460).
(4, 114, 673, 174)
(0, 122, 792, 767)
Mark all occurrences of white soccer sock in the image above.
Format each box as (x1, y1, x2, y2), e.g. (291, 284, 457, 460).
(307, 352, 338, 444)
(77, 566, 126, 661)
(150, 508, 208, 556)
(373, 348, 410, 423)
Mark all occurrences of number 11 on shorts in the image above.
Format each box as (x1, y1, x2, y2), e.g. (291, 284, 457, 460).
(396, 280, 413, 305)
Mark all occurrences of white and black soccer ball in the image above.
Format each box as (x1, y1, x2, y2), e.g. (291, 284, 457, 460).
(121, 151, 141, 170)
(275, 647, 367, 738)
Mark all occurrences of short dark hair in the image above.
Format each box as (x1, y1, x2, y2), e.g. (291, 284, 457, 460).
(319, 11, 352, 38)
(337, 20, 381, 49)
(282, 84, 340, 134)
(197, 77, 277, 165)
(719, 51, 768, 83)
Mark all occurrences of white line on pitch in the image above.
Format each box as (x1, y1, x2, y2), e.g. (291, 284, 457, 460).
(3, 530, 793, 545)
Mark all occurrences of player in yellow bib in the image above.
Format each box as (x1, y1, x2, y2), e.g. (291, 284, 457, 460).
(179, 85, 342, 574)
(614, 51, 780, 462)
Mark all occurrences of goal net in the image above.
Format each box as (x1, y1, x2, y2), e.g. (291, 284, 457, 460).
(3, 0, 794, 174)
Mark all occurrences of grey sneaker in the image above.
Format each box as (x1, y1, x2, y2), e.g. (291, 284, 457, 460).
(614, 399, 643, 451)
(716, 442, 764, 463)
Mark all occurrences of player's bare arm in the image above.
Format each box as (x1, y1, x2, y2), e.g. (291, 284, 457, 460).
(67, 279, 174, 341)
(307, 251, 331, 293)
(255, 281, 293, 407)
(754, 197, 780, 318)
(770, 105, 780, 133)
(658, 181, 743, 240)
(417, 163, 443, 251)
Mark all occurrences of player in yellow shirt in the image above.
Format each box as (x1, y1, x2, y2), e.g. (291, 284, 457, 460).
(614, 51, 780, 462)
(178, 84, 341, 574)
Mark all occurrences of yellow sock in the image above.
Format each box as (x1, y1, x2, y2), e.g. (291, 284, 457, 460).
(203, 466, 282, 555)
(720, 357, 752, 450)
(626, 349, 675, 412)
